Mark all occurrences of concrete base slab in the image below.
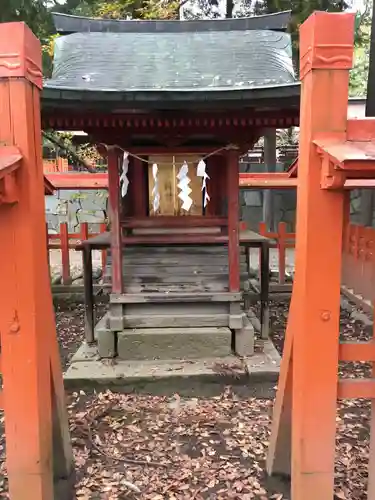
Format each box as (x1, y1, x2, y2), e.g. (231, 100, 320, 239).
(70, 342, 100, 363)
(64, 340, 280, 396)
(243, 340, 280, 377)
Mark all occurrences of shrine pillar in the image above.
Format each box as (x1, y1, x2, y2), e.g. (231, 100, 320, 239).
(227, 149, 240, 291)
(108, 147, 124, 293)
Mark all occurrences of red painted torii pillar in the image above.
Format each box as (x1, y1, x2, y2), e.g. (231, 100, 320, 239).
(0, 23, 73, 499)
(266, 11, 375, 500)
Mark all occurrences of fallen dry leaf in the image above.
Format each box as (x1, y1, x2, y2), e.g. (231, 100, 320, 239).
(0, 297, 372, 500)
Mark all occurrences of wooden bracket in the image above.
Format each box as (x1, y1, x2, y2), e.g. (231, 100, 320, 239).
(0, 146, 22, 205)
(319, 151, 346, 190)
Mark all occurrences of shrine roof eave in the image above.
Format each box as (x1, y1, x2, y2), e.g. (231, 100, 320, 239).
(42, 82, 301, 111)
(52, 10, 291, 35)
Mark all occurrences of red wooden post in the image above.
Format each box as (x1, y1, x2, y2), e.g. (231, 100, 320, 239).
(258, 222, 267, 237)
(227, 149, 240, 291)
(107, 147, 123, 293)
(0, 22, 73, 499)
(278, 222, 287, 284)
(80, 222, 89, 241)
(60, 222, 71, 284)
(267, 12, 355, 500)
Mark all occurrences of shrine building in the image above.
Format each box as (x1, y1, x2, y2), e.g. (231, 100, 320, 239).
(41, 10, 300, 360)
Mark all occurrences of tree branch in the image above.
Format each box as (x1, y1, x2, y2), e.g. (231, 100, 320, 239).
(42, 131, 97, 173)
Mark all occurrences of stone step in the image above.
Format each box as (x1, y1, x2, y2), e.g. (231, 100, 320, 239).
(117, 327, 232, 360)
(65, 343, 281, 396)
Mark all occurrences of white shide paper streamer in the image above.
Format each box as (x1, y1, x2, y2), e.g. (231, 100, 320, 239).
(120, 152, 129, 198)
(177, 161, 193, 212)
(152, 163, 160, 213)
(196, 159, 210, 208)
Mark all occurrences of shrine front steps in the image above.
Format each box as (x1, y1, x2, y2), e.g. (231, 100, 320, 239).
(96, 308, 255, 360)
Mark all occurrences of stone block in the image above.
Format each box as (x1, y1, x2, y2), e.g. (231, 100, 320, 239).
(97, 324, 116, 358)
(235, 317, 255, 357)
(117, 327, 232, 360)
(229, 313, 243, 329)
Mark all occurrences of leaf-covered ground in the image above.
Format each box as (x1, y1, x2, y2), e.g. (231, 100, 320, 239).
(0, 297, 373, 499)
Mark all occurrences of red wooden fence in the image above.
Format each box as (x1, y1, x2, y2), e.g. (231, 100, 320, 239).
(47, 220, 375, 301)
(342, 224, 375, 302)
(259, 221, 375, 302)
(47, 222, 107, 285)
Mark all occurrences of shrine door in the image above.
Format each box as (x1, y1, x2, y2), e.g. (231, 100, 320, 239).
(148, 155, 203, 216)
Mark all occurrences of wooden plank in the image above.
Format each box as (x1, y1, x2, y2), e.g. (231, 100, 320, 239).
(45, 173, 108, 189)
(338, 379, 375, 399)
(339, 341, 375, 362)
(122, 216, 228, 228)
(79, 231, 257, 249)
(110, 291, 242, 303)
(122, 234, 229, 245)
(115, 274, 248, 284)
(121, 283, 231, 293)
(116, 265, 248, 275)
(120, 313, 231, 328)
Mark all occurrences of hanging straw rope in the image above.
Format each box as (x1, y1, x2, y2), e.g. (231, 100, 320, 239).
(100, 143, 238, 164)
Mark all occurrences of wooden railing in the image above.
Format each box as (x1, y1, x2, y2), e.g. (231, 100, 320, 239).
(259, 222, 296, 284)
(47, 222, 107, 285)
(258, 221, 375, 302)
(47, 220, 375, 302)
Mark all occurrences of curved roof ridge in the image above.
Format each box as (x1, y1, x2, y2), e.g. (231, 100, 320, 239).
(51, 10, 291, 34)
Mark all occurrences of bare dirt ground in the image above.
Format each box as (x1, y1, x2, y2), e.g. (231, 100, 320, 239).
(0, 295, 372, 499)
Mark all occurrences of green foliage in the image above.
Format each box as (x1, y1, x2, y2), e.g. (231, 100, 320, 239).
(349, 7, 372, 96)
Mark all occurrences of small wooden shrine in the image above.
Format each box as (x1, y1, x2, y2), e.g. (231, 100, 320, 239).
(42, 11, 300, 360)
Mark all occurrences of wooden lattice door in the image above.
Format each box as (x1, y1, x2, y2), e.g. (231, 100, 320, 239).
(148, 154, 203, 216)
